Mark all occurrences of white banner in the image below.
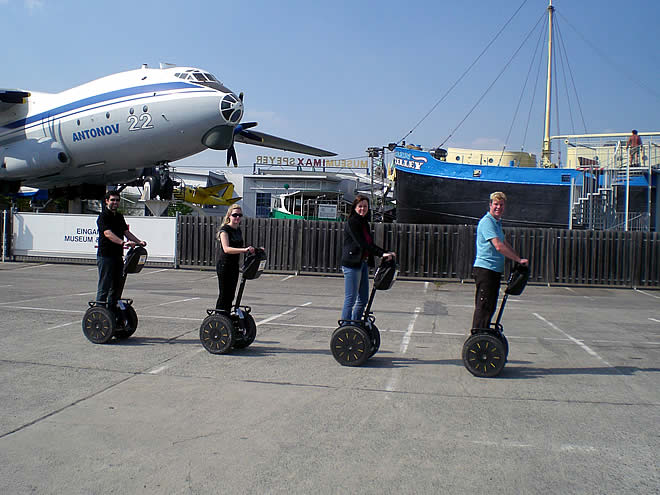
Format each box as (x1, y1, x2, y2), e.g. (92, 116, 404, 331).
(13, 213, 177, 264)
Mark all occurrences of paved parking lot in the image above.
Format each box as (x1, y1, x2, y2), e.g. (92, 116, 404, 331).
(1, 261, 659, 494)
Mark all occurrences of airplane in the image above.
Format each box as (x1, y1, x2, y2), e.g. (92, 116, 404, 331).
(172, 180, 241, 207)
(0, 63, 336, 201)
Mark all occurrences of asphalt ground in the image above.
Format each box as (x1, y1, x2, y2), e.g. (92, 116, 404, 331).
(0, 261, 658, 494)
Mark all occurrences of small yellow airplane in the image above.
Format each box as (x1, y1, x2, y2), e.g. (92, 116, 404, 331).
(174, 181, 241, 206)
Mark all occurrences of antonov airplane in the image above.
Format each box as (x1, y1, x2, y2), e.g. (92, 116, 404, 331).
(0, 64, 336, 200)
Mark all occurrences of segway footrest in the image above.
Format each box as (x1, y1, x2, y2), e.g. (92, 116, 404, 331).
(207, 308, 231, 317)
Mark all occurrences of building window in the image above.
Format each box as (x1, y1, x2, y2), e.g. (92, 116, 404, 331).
(256, 193, 271, 218)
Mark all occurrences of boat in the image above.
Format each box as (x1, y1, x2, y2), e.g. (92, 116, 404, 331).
(393, 1, 659, 231)
(270, 189, 351, 220)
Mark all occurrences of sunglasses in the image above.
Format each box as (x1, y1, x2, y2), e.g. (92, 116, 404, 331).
(108, 198, 120, 202)
(231, 213, 243, 218)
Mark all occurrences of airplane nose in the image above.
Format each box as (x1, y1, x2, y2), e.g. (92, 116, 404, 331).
(220, 94, 243, 124)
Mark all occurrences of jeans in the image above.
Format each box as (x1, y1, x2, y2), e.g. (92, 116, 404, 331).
(341, 262, 369, 321)
(97, 255, 124, 309)
(472, 266, 502, 329)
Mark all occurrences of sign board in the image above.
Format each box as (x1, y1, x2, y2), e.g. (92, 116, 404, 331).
(12, 213, 177, 264)
(317, 204, 338, 219)
(254, 155, 369, 169)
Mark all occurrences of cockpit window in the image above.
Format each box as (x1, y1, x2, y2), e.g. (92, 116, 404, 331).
(175, 69, 233, 93)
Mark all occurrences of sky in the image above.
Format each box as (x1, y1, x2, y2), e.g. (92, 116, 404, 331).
(2, 0, 659, 173)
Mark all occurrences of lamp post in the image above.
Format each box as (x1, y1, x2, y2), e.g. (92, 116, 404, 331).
(366, 147, 382, 220)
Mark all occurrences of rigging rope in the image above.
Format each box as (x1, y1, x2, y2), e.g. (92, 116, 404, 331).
(395, 0, 532, 145)
(557, 11, 660, 101)
(438, 11, 546, 148)
(522, 16, 548, 151)
(497, 15, 547, 165)
(555, 20, 588, 133)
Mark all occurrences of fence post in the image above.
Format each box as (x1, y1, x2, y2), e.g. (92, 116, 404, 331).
(295, 219, 303, 274)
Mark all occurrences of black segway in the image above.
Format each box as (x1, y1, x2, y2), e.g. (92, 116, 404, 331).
(462, 263, 529, 377)
(330, 257, 398, 367)
(82, 245, 148, 344)
(200, 248, 267, 354)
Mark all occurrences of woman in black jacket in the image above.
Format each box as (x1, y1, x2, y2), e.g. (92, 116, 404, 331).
(215, 204, 255, 311)
(340, 195, 395, 321)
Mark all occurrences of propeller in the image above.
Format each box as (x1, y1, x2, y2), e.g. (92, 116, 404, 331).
(226, 121, 262, 167)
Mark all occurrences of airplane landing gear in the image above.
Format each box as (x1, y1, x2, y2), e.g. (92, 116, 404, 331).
(143, 165, 176, 200)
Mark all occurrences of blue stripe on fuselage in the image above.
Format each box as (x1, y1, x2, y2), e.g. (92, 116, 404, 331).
(5, 81, 206, 130)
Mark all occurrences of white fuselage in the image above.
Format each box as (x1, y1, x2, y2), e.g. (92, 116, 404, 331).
(0, 66, 241, 188)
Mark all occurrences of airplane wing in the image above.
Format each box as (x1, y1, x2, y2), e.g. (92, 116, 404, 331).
(233, 130, 336, 157)
(199, 183, 231, 196)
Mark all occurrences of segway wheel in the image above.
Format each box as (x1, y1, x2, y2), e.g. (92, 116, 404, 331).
(233, 313, 257, 349)
(82, 306, 116, 344)
(200, 314, 235, 354)
(498, 333, 509, 360)
(331, 325, 370, 367)
(367, 323, 380, 358)
(462, 333, 506, 377)
(114, 304, 138, 340)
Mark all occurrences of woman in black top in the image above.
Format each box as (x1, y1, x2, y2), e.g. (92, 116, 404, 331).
(340, 195, 395, 321)
(216, 204, 255, 311)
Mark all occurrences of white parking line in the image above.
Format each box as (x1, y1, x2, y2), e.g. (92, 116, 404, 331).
(635, 289, 660, 299)
(11, 264, 52, 271)
(157, 297, 201, 306)
(282, 275, 295, 281)
(146, 348, 205, 375)
(142, 269, 171, 275)
(46, 321, 77, 331)
(649, 318, 660, 323)
(386, 307, 421, 393)
(257, 302, 312, 325)
(0, 291, 96, 306)
(534, 312, 614, 368)
(399, 307, 421, 354)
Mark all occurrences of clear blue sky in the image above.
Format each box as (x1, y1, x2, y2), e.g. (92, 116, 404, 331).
(3, 0, 659, 171)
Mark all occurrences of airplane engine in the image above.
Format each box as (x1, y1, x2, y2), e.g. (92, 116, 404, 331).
(0, 138, 69, 180)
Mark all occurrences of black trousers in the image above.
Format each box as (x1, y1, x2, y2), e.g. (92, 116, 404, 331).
(97, 255, 124, 309)
(472, 267, 502, 330)
(216, 260, 239, 311)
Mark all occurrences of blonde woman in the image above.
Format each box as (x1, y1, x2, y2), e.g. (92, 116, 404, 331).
(215, 204, 255, 311)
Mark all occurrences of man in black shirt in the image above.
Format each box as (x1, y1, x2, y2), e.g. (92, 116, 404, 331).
(96, 191, 147, 309)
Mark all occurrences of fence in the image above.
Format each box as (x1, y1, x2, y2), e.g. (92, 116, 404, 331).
(177, 216, 660, 288)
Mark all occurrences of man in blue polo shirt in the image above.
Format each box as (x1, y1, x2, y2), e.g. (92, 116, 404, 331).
(472, 192, 528, 330)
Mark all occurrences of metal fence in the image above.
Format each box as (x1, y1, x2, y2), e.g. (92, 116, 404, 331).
(177, 216, 660, 288)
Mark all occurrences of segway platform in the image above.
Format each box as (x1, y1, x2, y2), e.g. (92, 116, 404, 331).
(462, 263, 529, 377)
(331, 257, 397, 367)
(82, 246, 147, 344)
(200, 248, 266, 354)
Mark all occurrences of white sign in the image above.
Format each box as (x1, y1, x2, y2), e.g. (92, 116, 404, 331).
(13, 213, 177, 264)
(317, 204, 338, 219)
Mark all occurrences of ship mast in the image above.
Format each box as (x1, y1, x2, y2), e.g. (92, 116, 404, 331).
(541, 0, 554, 167)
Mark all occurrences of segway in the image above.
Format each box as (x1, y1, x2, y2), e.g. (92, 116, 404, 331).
(462, 263, 529, 377)
(200, 248, 267, 354)
(330, 257, 398, 367)
(82, 245, 148, 344)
